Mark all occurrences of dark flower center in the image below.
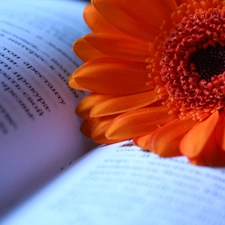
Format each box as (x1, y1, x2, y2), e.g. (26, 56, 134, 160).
(154, 8, 225, 121)
(189, 43, 225, 81)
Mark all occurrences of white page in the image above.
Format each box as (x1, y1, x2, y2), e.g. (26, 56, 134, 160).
(0, 0, 94, 212)
(2, 141, 225, 225)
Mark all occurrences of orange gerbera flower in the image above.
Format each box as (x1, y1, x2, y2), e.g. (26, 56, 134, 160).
(69, 0, 225, 166)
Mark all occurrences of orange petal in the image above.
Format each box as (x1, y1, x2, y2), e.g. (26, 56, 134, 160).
(90, 115, 124, 144)
(92, 0, 159, 42)
(74, 57, 151, 95)
(133, 134, 152, 150)
(83, 4, 124, 35)
(76, 93, 111, 119)
(84, 33, 151, 62)
(106, 106, 173, 140)
(148, 118, 197, 157)
(80, 119, 98, 137)
(180, 111, 219, 158)
(175, 0, 185, 5)
(114, 0, 175, 28)
(91, 90, 158, 117)
(73, 38, 106, 62)
(68, 76, 90, 91)
(188, 132, 225, 167)
(215, 112, 225, 150)
(163, 0, 179, 11)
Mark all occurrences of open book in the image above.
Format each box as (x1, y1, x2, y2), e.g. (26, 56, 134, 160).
(0, 0, 95, 213)
(1, 1, 225, 224)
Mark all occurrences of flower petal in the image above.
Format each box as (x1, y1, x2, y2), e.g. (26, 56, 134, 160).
(92, 0, 159, 42)
(90, 116, 124, 143)
(74, 57, 151, 95)
(148, 118, 197, 157)
(84, 33, 151, 62)
(175, 0, 185, 5)
(73, 38, 106, 62)
(180, 111, 219, 158)
(76, 93, 111, 119)
(91, 90, 158, 117)
(215, 112, 225, 150)
(106, 106, 174, 140)
(133, 134, 152, 150)
(163, 0, 179, 11)
(114, 0, 176, 28)
(80, 119, 98, 137)
(188, 132, 225, 167)
(82, 116, 124, 144)
(68, 76, 90, 91)
(83, 4, 123, 35)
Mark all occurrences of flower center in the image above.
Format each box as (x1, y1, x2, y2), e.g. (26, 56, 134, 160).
(189, 43, 225, 81)
(152, 8, 225, 121)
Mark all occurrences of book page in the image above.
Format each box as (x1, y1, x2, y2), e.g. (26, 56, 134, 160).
(0, 0, 94, 211)
(2, 141, 225, 225)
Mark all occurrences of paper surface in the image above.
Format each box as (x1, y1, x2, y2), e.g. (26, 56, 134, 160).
(2, 141, 225, 225)
(0, 0, 93, 211)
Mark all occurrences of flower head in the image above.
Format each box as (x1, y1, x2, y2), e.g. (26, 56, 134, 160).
(69, 0, 225, 166)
